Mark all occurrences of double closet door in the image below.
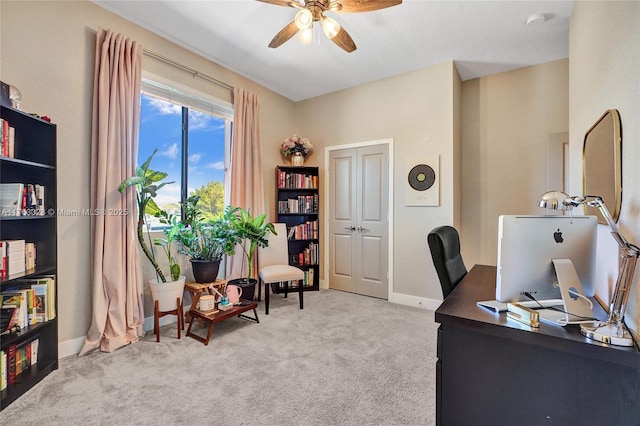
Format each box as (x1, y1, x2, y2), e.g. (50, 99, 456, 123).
(328, 144, 389, 299)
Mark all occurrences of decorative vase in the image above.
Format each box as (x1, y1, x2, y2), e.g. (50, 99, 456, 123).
(149, 275, 186, 312)
(291, 152, 304, 166)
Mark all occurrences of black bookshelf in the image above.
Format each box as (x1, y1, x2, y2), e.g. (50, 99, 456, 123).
(275, 166, 320, 292)
(1, 105, 57, 411)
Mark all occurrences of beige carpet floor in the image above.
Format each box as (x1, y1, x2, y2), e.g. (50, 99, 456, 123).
(0, 289, 438, 425)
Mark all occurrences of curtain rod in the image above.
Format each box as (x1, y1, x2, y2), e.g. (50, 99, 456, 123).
(142, 48, 234, 92)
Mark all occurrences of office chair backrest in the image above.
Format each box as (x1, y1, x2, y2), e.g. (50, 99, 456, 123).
(427, 225, 467, 299)
(258, 223, 289, 268)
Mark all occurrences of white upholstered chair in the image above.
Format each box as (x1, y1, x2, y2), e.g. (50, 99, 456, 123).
(258, 223, 305, 315)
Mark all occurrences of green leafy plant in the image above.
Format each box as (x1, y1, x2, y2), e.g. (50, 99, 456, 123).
(153, 210, 182, 281)
(176, 196, 239, 262)
(228, 207, 276, 281)
(118, 149, 180, 283)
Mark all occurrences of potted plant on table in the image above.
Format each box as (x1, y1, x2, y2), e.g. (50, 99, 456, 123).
(118, 149, 185, 311)
(176, 196, 239, 283)
(227, 206, 276, 300)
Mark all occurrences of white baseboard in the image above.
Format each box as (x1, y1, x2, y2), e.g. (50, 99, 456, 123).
(58, 314, 179, 359)
(388, 291, 442, 311)
(59, 336, 85, 359)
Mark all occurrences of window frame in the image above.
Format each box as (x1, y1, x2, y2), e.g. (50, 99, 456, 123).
(139, 75, 233, 219)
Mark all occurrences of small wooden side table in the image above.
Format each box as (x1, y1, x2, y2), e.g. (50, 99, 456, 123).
(186, 300, 260, 346)
(184, 279, 226, 323)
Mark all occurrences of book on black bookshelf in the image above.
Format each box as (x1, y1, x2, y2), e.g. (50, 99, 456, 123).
(0, 118, 15, 158)
(2, 335, 39, 388)
(1, 275, 55, 325)
(0, 183, 45, 217)
(0, 239, 38, 278)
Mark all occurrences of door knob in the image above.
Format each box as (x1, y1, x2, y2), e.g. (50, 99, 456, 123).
(356, 226, 368, 232)
(344, 226, 356, 231)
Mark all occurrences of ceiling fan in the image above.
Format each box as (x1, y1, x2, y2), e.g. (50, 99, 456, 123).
(257, 0, 402, 53)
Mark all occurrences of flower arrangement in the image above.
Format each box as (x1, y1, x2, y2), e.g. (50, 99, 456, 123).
(280, 135, 313, 158)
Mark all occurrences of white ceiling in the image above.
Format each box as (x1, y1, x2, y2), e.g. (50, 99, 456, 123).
(92, 0, 575, 102)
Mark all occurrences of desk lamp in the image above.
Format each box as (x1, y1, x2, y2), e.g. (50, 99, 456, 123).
(538, 190, 639, 347)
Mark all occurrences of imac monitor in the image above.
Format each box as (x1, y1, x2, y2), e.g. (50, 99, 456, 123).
(496, 215, 598, 303)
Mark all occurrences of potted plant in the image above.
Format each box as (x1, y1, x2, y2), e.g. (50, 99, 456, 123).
(176, 196, 239, 283)
(118, 149, 185, 311)
(227, 207, 276, 300)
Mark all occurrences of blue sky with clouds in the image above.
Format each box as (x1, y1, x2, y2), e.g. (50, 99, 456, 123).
(139, 94, 226, 208)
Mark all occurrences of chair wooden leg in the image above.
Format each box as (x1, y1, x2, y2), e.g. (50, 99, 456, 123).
(154, 300, 160, 342)
(265, 282, 270, 315)
(258, 278, 262, 301)
(176, 297, 181, 339)
(299, 279, 304, 310)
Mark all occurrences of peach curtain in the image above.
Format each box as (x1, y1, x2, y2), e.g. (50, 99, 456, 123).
(227, 88, 265, 285)
(80, 28, 144, 355)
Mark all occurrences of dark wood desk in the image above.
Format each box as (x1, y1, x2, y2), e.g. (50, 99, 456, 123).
(435, 265, 640, 426)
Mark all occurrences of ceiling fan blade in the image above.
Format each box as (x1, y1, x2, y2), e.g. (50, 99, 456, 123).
(256, 0, 304, 9)
(330, 26, 357, 53)
(256, 0, 295, 7)
(268, 21, 299, 48)
(337, 0, 402, 13)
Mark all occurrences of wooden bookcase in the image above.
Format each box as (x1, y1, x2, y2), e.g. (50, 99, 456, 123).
(0, 106, 57, 411)
(275, 166, 319, 292)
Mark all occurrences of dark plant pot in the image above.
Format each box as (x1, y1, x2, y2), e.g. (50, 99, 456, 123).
(190, 259, 222, 283)
(227, 278, 257, 301)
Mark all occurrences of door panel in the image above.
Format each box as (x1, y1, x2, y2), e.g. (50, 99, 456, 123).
(361, 235, 383, 281)
(357, 145, 388, 298)
(361, 153, 383, 222)
(333, 234, 353, 278)
(329, 144, 389, 299)
(334, 155, 354, 220)
(329, 148, 357, 291)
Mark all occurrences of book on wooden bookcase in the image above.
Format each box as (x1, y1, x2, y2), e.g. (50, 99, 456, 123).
(0, 349, 6, 391)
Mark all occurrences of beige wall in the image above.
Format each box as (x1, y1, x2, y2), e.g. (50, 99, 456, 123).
(295, 62, 461, 301)
(569, 1, 640, 340)
(4, 0, 636, 351)
(0, 0, 296, 347)
(461, 60, 569, 267)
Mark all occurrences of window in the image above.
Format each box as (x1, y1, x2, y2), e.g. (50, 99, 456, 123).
(139, 78, 233, 228)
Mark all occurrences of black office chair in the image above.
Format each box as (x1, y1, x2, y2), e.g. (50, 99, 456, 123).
(427, 226, 467, 299)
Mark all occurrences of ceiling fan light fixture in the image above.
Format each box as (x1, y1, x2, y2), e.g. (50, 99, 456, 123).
(321, 16, 341, 39)
(298, 26, 314, 45)
(295, 9, 313, 30)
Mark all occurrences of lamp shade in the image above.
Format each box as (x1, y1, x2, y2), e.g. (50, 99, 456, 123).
(298, 27, 313, 45)
(537, 190, 573, 211)
(295, 9, 313, 30)
(321, 16, 341, 39)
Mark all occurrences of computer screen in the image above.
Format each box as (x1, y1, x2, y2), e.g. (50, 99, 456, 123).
(496, 215, 598, 303)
